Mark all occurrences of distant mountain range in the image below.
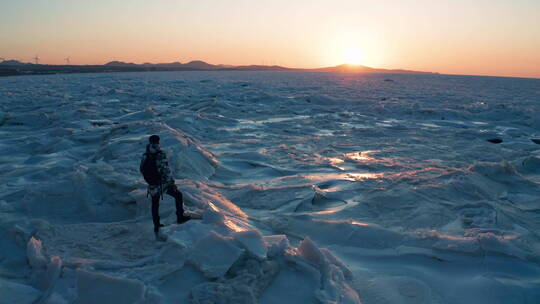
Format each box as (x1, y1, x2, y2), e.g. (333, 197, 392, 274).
(0, 59, 434, 77)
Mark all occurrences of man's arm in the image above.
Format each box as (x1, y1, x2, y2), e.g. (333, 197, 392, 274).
(139, 153, 147, 174)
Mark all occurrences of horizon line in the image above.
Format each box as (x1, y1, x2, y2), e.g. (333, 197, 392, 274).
(2, 58, 540, 80)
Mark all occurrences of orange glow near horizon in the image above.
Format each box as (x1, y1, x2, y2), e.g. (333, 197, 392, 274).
(1, 1, 539, 78)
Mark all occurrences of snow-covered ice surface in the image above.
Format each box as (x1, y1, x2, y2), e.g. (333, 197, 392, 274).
(1, 71, 540, 303)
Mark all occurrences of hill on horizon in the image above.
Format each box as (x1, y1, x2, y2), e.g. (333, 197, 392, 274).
(311, 63, 432, 74)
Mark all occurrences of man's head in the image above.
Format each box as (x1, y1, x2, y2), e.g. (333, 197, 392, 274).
(149, 135, 160, 145)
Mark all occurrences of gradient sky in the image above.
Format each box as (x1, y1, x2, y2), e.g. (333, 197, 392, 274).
(1, 0, 539, 78)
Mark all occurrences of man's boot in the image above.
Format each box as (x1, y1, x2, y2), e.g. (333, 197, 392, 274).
(177, 212, 191, 224)
(154, 230, 167, 242)
(153, 216, 165, 232)
(153, 216, 166, 241)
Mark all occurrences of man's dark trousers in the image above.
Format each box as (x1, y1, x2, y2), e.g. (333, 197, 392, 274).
(151, 185, 184, 232)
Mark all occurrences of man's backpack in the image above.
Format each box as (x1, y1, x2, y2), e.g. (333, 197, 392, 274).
(140, 153, 161, 185)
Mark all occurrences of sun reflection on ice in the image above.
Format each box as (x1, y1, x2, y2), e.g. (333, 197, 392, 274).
(207, 201, 249, 232)
(223, 219, 247, 232)
(346, 172, 384, 181)
(327, 157, 345, 170)
(321, 150, 388, 179)
(313, 218, 371, 227)
(208, 201, 220, 212)
(344, 150, 381, 162)
(351, 221, 369, 226)
(304, 172, 383, 182)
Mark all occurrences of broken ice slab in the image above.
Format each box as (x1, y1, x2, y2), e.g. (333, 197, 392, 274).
(75, 269, 146, 304)
(233, 229, 267, 260)
(189, 231, 245, 278)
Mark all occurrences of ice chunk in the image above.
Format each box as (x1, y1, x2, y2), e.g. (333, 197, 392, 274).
(226, 258, 281, 296)
(0, 278, 42, 304)
(32, 255, 64, 295)
(167, 220, 214, 248)
(233, 230, 267, 260)
(38, 255, 63, 300)
(158, 243, 188, 266)
(297, 237, 361, 304)
(263, 234, 290, 257)
(260, 267, 319, 304)
(47, 256, 62, 285)
(27, 236, 47, 268)
(128, 189, 149, 217)
(316, 263, 362, 304)
(43, 293, 69, 304)
(298, 236, 326, 265)
(202, 206, 227, 225)
(75, 269, 145, 304)
(189, 231, 244, 278)
(320, 248, 353, 279)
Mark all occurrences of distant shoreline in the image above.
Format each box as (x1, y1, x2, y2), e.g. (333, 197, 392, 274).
(0, 60, 434, 77)
(1, 64, 538, 80)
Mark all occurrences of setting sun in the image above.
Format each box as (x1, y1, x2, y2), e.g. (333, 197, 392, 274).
(342, 47, 364, 65)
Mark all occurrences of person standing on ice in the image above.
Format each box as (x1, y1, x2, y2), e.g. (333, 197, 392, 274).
(140, 135, 190, 239)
